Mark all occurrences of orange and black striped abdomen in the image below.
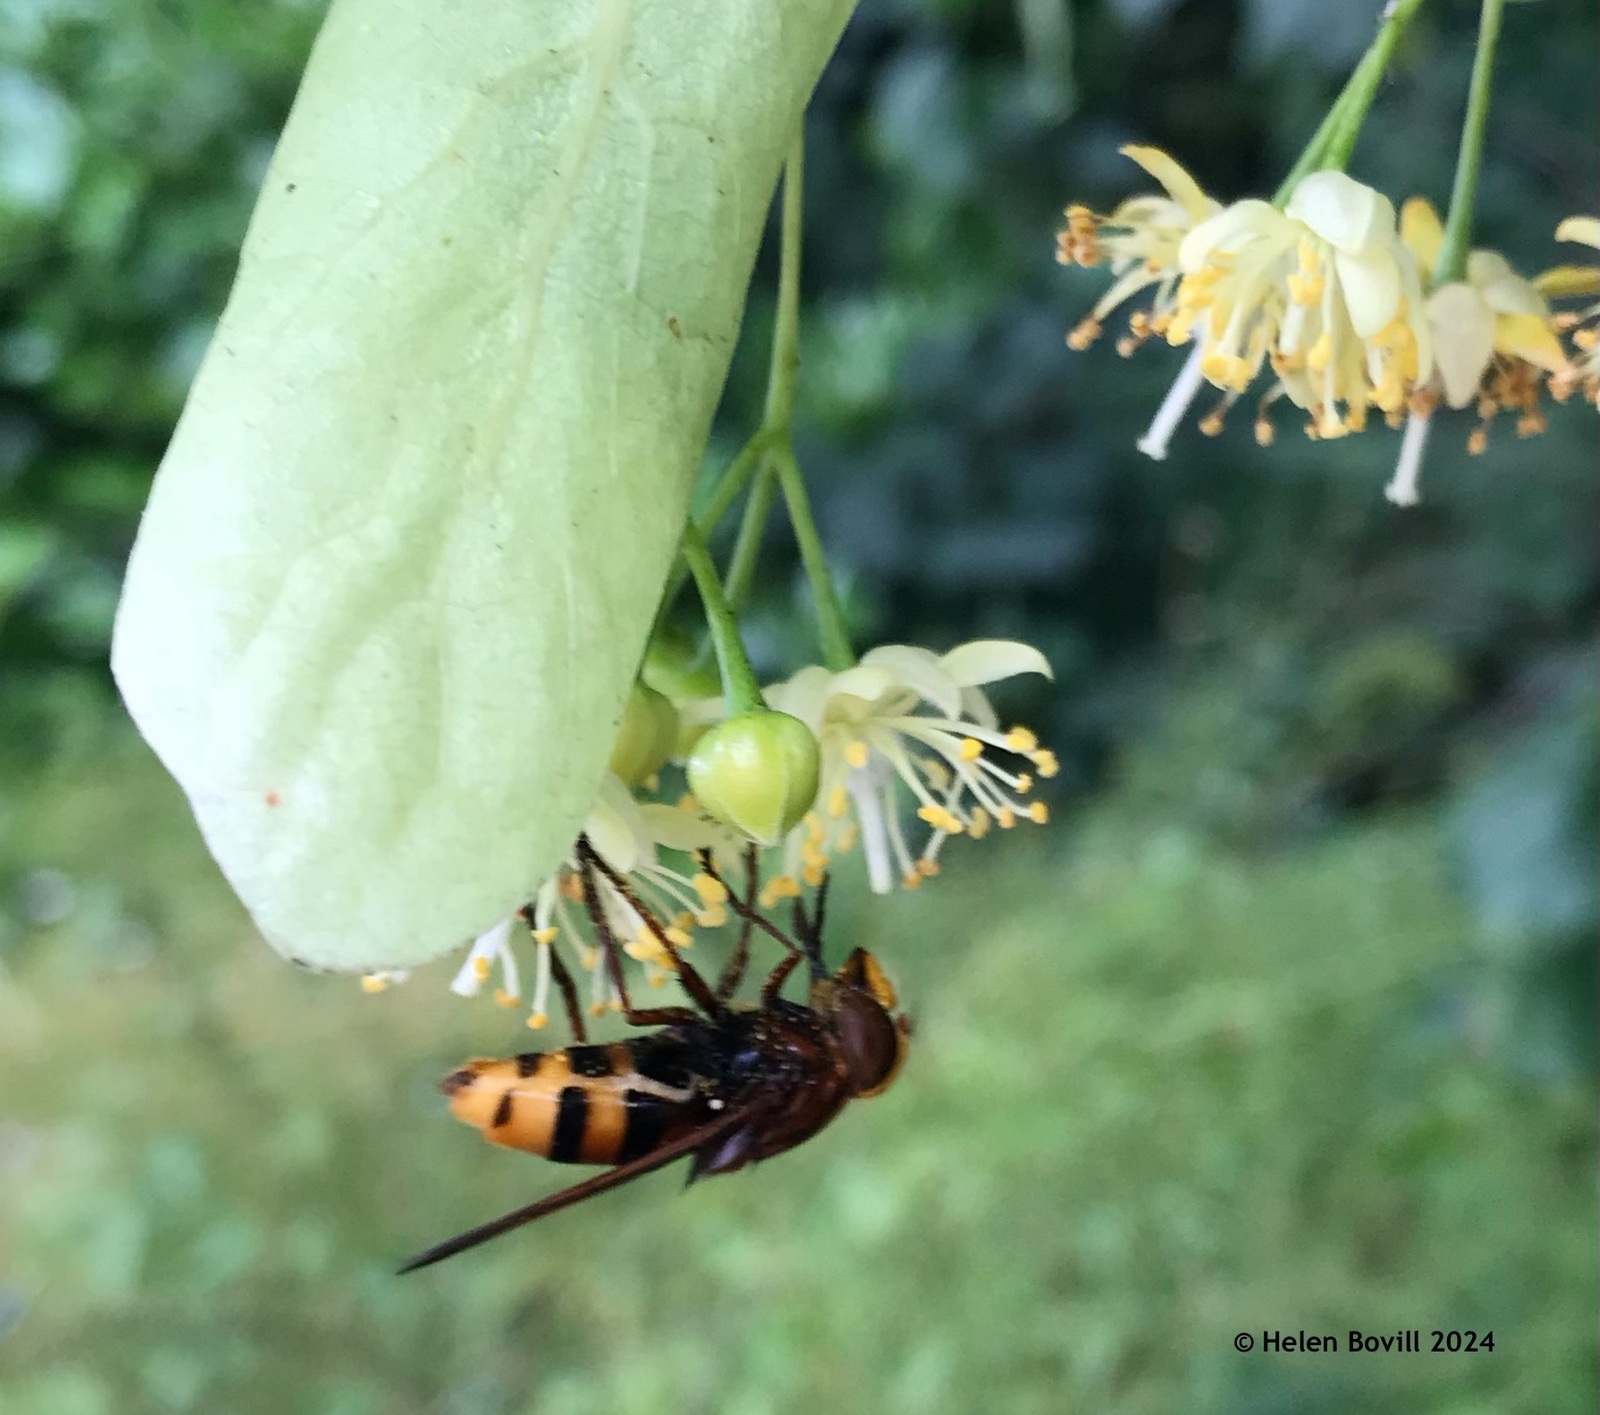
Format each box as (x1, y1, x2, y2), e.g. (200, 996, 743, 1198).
(439, 1036, 704, 1166)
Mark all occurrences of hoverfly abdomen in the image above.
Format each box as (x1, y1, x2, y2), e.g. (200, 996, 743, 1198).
(440, 1037, 704, 1166)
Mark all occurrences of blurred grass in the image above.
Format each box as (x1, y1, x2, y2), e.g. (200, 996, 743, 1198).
(1, 740, 1592, 1415)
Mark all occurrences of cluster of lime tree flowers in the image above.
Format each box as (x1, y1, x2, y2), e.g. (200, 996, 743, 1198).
(1055, 0, 1598, 506)
(370, 139, 1057, 1026)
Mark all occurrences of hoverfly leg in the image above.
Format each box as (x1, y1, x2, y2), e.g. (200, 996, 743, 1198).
(712, 843, 760, 1003)
(517, 905, 587, 1042)
(757, 948, 801, 1006)
(574, 836, 716, 1023)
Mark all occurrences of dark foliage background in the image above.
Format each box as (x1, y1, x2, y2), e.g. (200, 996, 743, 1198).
(1, 1, 1595, 1412)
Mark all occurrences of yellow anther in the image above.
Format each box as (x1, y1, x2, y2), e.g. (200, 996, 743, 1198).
(532, 927, 558, 945)
(1467, 427, 1487, 455)
(1306, 332, 1332, 373)
(1198, 409, 1225, 437)
(969, 808, 991, 839)
(649, 973, 667, 988)
(901, 871, 923, 891)
(666, 927, 692, 949)
(1285, 273, 1323, 306)
(1032, 749, 1059, 778)
(845, 741, 870, 770)
(671, 911, 695, 932)
(804, 811, 825, 842)
(360, 974, 389, 994)
(578, 945, 599, 970)
(827, 785, 849, 818)
(526, 1011, 549, 1030)
(917, 859, 940, 878)
(587, 1000, 606, 1017)
(1004, 726, 1038, 753)
(803, 861, 826, 888)
(836, 824, 859, 853)
(493, 988, 520, 1009)
(997, 808, 1017, 830)
(1296, 237, 1320, 274)
(471, 956, 492, 981)
(692, 872, 728, 906)
(696, 905, 727, 929)
(759, 875, 802, 909)
(959, 737, 983, 761)
(558, 873, 583, 902)
(676, 792, 701, 813)
(1028, 802, 1050, 825)
(1014, 774, 1033, 794)
(1067, 318, 1101, 352)
(1254, 415, 1275, 446)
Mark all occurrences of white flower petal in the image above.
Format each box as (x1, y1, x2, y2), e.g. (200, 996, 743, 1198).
(1286, 171, 1393, 253)
(1178, 199, 1283, 272)
(959, 687, 1000, 731)
(1333, 249, 1402, 337)
(1425, 283, 1496, 408)
(586, 774, 650, 874)
(764, 664, 834, 729)
(637, 803, 725, 855)
(1554, 216, 1600, 249)
(1466, 251, 1546, 317)
(860, 644, 964, 717)
(939, 639, 1054, 689)
(1119, 144, 1212, 223)
(825, 663, 902, 707)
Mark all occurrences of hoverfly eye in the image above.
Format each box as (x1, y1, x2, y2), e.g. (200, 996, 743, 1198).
(833, 990, 901, 1096)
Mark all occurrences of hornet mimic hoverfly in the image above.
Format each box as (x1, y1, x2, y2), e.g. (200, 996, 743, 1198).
(400, 837, 908, 1273)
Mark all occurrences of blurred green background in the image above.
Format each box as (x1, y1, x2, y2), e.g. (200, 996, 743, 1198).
(1, 1, 1595, 1412)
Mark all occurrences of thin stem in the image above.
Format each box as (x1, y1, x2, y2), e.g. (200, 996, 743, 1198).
(773, 445, 853, 672)
(1272, 0, 1429, 202)
(723, 459, 776, 610)
(653, 427, 777, 626)
(1433, 0, 1505, 286)
(679, 520, 764, 714)
(764, 132, 805, 431)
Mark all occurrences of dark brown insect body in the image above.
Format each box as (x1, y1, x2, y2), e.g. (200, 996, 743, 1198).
(400, 844, 907, 1273)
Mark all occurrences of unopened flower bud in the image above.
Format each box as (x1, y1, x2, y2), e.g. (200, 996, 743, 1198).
(641, 629, 720, 703)
(686, 710, 820, 845)
(607, 682, 679, 786)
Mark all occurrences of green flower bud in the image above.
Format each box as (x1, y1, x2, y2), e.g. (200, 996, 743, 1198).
(686, 710, 821, 845)
(641, 629, 721, 703)
(607, 682, 680, 786)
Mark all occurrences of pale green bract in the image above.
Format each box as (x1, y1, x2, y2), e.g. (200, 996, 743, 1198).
(110, 0, 855, 972)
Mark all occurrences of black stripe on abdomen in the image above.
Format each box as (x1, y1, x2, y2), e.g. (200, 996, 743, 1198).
(617, 1091, 669, 1163)
(625, 1035, 694, 1091)
(566, 1044, 615, 1078)
(549, 1086, 588, 1163)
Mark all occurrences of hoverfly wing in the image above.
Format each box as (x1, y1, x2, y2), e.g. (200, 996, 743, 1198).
(398, 1100, 765, 1274)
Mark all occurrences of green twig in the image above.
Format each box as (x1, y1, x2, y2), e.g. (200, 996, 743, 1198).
(679, 519, 764, 715)
(773, 445, 853, 672)
(1272, 0, 1429, 203)
(723, 460, 776, 611)
(1433, 0, 1505, 286)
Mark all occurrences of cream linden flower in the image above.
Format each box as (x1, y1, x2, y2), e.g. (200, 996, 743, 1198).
(1385, 198, 1569, 506)
(761, 640, 1055, 899)
(1058, 145, 1220, 356)
(443, 773, 738, 1025)
(1158, 169, 1432, 451)
(1541, 216, 1600, 406)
